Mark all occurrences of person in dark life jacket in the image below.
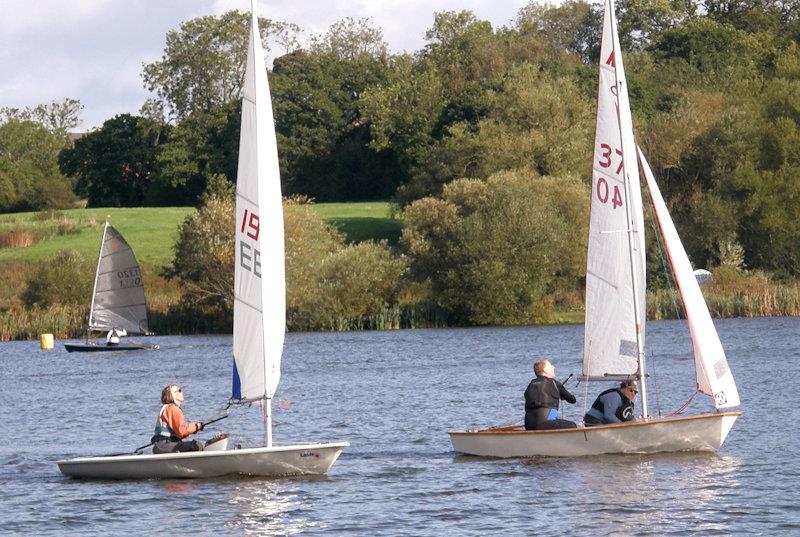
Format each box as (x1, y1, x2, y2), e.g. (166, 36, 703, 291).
(151, 384, 205, 454)
(583, 379, 638, 426)
(524, 358, 578, 430)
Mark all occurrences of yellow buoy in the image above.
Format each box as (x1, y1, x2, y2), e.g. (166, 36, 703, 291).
(40, 333, 54, 350)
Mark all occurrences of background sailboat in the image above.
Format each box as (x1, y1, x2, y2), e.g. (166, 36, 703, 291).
(448, 0, 741, 458)
(57, 1, 347, 478)
(63, 221, 158, 352)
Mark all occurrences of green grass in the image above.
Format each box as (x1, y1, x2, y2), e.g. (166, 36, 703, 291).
(311, 201, 402, 244)
(0, 207, 193, 268)
(0, 202, 400, 269)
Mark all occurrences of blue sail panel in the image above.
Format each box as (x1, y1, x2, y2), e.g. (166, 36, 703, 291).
(232, 359, 242, 401)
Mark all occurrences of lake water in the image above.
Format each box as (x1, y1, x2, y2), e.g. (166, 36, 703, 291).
(1, 316, 798, 535)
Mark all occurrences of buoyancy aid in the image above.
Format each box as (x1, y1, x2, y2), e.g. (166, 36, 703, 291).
(153, 404, 179, 441)
(524, 377, 561, 411)
(591, 388, 635, 421)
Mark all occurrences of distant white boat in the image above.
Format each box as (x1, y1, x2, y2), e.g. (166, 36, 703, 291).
(63, 221, 158, 352)
(694, 269, 712, 285)
(449, 0, 741, 458)
(58, 0, 347, 478)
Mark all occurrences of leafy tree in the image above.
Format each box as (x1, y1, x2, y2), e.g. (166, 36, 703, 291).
(516, 0, 601, 63)
(1, 98, 83, 142)
(59, 114, 168, 207)
(401, 170, 588, 325)
(142, 11, 300, 122)
(152, 101, 240, 205)
(0, 119, 76, 211)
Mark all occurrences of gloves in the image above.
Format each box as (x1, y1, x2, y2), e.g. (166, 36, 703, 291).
(197, 422, 205, 431)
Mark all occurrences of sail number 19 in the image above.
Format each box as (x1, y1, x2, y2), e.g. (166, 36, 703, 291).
(240, 209, 261, 277)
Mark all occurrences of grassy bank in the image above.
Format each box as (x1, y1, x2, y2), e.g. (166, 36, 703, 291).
(0, 203, 403, 340)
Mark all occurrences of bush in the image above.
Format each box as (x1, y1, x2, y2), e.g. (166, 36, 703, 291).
(20, 250, 93, 308)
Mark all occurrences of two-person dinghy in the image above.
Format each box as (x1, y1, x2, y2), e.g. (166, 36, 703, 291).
(448, 0, 741, 458)
(63, 221, 158, 352)
(58, 1, 347, 478)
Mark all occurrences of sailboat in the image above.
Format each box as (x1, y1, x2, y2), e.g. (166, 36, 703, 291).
(448, 0, 741, 458)
(57, 1, 348, 478)
(63, 221, 158, 352)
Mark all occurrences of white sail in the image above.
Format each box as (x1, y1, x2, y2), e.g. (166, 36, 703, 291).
(583, 0, 646, 379)
(88, 222, 149, 334)
(232, 3, 286, 403)
(638, 148, 740, 409)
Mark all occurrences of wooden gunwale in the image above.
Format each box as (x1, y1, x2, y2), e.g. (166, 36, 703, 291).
(448, 410, 742, 435)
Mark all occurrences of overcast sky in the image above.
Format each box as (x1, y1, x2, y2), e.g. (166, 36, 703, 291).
(0, 0, 531, 131)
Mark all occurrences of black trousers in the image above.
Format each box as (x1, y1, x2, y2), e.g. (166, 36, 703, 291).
(525, 408, 577, 430)
(152, 439, 204, 454)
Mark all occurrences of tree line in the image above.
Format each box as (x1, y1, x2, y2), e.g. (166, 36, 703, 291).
(6, 0, 800, 328)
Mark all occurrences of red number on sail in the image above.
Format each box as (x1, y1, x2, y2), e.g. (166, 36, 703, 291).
(615, 148, 624, 174)
(612, 185, 623, 208)
(596, 177, 609, 203)
(599, 144, 613, 168)
(240, 209, 260, 241)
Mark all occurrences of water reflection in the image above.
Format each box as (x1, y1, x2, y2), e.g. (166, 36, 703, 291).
(224, 481, 320, 535)
(561, 452, 744, 535)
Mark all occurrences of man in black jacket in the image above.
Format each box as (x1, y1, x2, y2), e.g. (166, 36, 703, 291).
(524, 358, 577, 430)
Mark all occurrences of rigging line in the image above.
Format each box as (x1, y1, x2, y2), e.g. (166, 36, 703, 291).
(650, 348, 662, 417)
(645, 197, 682, 321)
(668, 389, 700, 416)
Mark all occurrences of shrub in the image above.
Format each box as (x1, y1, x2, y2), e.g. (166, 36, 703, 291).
(20, 250, 93, 308)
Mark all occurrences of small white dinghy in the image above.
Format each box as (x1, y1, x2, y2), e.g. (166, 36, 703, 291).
(58, 1, 347, 478)
(449, 0, 741, 458)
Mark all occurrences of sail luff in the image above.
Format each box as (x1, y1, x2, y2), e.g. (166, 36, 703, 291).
(583, 0, 646, 390)
(638, 147, 740, 409)
(87, 221, 108, 332)
(232, 0, 286, 430)
(607, 0, 649, 418)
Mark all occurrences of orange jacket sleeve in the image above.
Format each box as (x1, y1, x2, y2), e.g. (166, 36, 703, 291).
(162, 404, 199, 439)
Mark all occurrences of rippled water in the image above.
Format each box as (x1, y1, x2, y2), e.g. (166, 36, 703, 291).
(2, 317, 799, 535)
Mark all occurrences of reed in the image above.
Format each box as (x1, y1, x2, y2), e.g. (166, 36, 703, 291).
(0, 228, 36, 248)
(647, 269, 800, 319)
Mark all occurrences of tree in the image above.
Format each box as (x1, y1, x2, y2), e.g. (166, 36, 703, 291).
(142, 11, 300, 122)
(0, 119, 76, 211)
(58, 114, 168, 207)
(516, 0, 601, 63)
(152, 101, 240, 205)
(1, 98, 83, 142)
(401, 170, 588, 325)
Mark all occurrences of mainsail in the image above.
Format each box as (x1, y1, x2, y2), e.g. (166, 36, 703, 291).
(583, 0, 646, 380)
(638, 148, 741, 409)
(232, 2, 286, 412)
(88, 222, 149, 335)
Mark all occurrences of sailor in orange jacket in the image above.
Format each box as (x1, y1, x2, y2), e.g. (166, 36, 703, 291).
(151, 384, 205, 454)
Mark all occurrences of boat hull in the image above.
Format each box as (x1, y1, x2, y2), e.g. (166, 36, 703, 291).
(449, 412, 740, 458)
(64, 342, 159, 352)
(57, 442, 348, 479)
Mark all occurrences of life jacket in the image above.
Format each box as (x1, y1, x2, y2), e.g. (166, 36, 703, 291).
(525, 377, 561, 411)
(153, 404, 179, 441)
(591, 388, 635, 422)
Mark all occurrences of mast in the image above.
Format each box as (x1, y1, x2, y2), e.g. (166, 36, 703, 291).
(607, 0, 648, 418)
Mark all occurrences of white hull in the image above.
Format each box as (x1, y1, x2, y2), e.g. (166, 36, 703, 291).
(449, 412, 740, 458)
(57, 442, 349, 479)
